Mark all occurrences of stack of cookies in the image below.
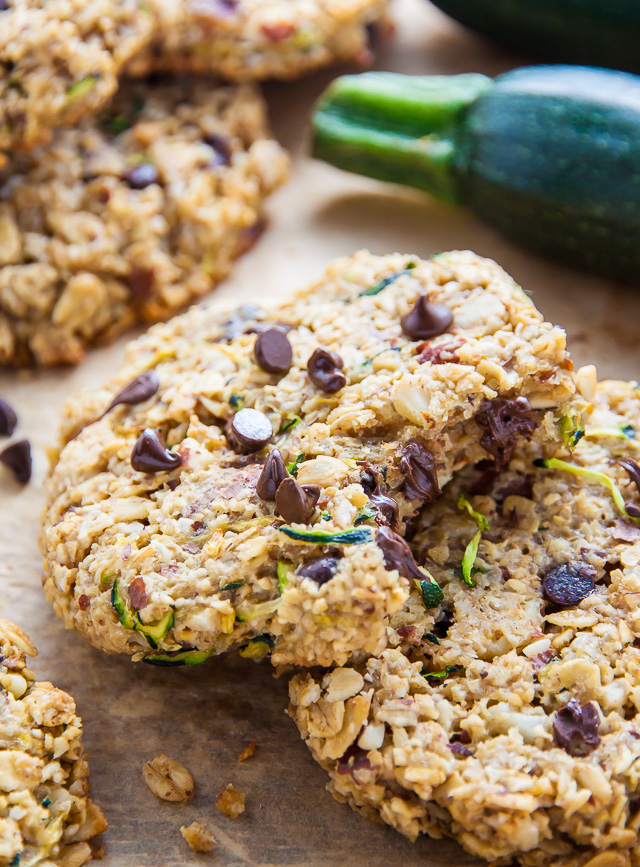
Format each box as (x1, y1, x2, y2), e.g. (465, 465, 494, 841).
(38, 244, 640, 867)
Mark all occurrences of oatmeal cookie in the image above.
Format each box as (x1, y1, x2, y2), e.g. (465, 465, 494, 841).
(289, 379, 640, 867)
(0, 0, 152, 161)
(128, 0, 390, 81)
(0, 78, 289, 366)
(0, 619, 106, 866)
(41, 250, 574, 669)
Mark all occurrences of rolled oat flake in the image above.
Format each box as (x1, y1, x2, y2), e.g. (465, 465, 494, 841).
(131, 429, 182, 473)
(401, 294, 453, 340)
(0, 439, 32, 483)
(230, 408, 273, 452)
(275, 478, 320, 524)
(254, 328, 293, 374)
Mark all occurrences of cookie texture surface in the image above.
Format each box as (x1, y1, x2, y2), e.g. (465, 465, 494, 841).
(289, 379, 640, 867)
(0, 78, 289, 366)
(0, 619, 106, 866)
(0, 0, 152, 161)
(128, 0, 390, 81)
(41, 250, 574, 669)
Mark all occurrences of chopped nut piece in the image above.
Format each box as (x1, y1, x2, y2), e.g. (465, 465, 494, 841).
(142, 754, 193, 802)
(181, 821, 215, 853)
(216, 783, 245, 818)
(238, 741, 256, 762)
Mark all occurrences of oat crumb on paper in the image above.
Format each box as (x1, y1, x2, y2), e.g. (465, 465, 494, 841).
(238, 741, 256, 762)
(216, 783, 246, 818)
(181, 821, 215, 853)
(142, 753, 194, 802)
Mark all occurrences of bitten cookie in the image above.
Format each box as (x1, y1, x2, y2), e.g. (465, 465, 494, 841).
(0, 78, 289, 366)
(289, 378, 640, 867)
(41, 250, 574, 669)
(0, 0, 152, 162)
(0, 619, 106, 866)
(127, 0, 390, 81)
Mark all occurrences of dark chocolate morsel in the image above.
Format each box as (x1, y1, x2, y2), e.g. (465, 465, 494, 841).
(0, 439, 31, 483)
(106, 371, 160, 413)
(275, 478, 319, 524)
(336, 745, 372, 776)
(0, 398, 17, 436)
(620, 457, 640, 496)
(216, 305, 264, 342)
(448, 742, 472, 757)
(399, 439, 440, 502)
(376, 526, 424, 581)
(256, 449, 288, 500)
(125, 162, 159, 189)
(131, 429, 182, 473)
(298, 556, 341, 585)
(475, 397, 537, 467)
(626, 502, 640, 518)
(254, 328, 293, 375)
(553, 698, 601, 756)
(204, 133, 233, 166)
(229, 408, 273, 453)
(307, 348, 346, 394)
(359, 465, 400, 530)
(542, 562, 596, 607)
(401, 295, 453, 340)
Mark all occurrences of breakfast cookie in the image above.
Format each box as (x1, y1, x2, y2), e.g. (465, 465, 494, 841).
(41, 250, 574, 669)
(0, 77, 289, 367)
(127, 0, 390, 81)
(0, 619, 106, 866)
(0, 0, 152, 162)
(289, 378, 640, 867)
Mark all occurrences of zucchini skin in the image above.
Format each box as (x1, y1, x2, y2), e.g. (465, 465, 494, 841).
(429, 0, 640, 75)
(457, 66, 640, 281)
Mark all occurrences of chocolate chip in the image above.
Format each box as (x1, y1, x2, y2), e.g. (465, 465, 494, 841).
(0, 398, 17, 436)
(298, 556, 340, 585)
(542, 562, 596, 607)
(0, 439, 31, 483)
(475, 397, 537, 467)
(125, 163, 159, 189)
(0, 1, 10, 10)
(275, 478, 320, 524)
(229, 408, 273, 453)
(336, 745, 372, 776)
(359, 464, 399, 530)
(376, 526, 424, 581)
(307, 348, 346, 393)
(553, 698, 601, 756)
(399, 439, 440, 502)
(620, 458, 640, 495)
(129, 267, 155, 301)
(204, 133, 233, 166)
(106, 371, 159, 413)
(131, 429, 182, 473)
(254, 328, 292, 375)
(256, 449, 288, 500)
(401, 295, 453, 340)
(217, 305, 264, 342)
(448, 742, 472, 757)
(626, 503, 640, 518)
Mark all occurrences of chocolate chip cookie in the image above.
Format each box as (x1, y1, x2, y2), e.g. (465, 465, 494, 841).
(0, 78, 289, 366)
(0, 0, 152, 162)
(0, 619, 106, 865)
(128, 0, 390, 81)
(41, 250, 574, 669)
(289, 378, 640, 867)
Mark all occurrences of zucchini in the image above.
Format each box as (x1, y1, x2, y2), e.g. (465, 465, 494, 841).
(428, 0, 640, 76)
(111, 577, 136, 630)
(279, 526, 373, 544)
(143, 648, 214, 667)
(312, 67, 640, 282)
(111, 576, 174, 647)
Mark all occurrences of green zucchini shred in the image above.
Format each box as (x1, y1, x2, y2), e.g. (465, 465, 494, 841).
(534, 457, 640, 524)
(557, 409, 585, 450)
(457, 494, 489, 586)
(111, 577, 175, 647)
(414, 575, 444, 609)
(585, 424, 636, 441)
(111, 577, 136, 630)
(143, 648, 214, 667)
(360, 262, 417, 296)
(278, 415, 301, 433)
(286, 454, 305, 476)
(235, 598, 280, 623)
(279, 526, 373, 545)
(422, 632, 440, 645)
(354, 505, 377, 525)
(220, 581, 245, 591)
(67, 75, 97, 101)
(229, 394, 244, 409)
(238, 634, 274, 660)
(424, 664, 465, 682)
(277, 560, 293, 593)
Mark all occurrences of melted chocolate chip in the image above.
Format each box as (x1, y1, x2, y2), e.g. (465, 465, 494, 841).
(307, 348, 346, 393)
(336, 745, 372, 776)
(229, 408, 273, 453)
(475, 397, 537, 467)
(131, 429, 182, 473)
(204, 133, 233, 166)
(620, 458, 640, 495)
(448, 742, 472, 757)
(542, 562, 596, 608)
(256, 449, 288, 500)
(275, 478, 320, 524)
(376, 526, 424, 581)
(106, 371, 159, 413)
(298, 556, 340, 585)
(0, 439, 31, 483)
(254, 328, 292, 375)
(399, 440, 440, 502)
(0, 398, 17, 436)
(359, 465, 399, 530)
(217, 305, 263, 342)
(124, 162, 159, 189)
(553, 698, 601, 756)
(0, 1, 10, 11)
(401, 295, 453, 340)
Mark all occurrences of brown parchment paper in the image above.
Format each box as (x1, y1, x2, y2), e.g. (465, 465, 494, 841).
(2, 1, 640, 863)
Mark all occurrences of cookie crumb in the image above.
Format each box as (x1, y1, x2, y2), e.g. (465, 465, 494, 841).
(142, 754, 194, 802)
(238, 741, 256, 762)
(180, 821, 215, 853)
(216, 783, 245, 818)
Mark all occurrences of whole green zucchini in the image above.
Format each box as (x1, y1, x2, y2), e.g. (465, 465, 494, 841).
(429, 0, 640, 75)
(313, 66, 640, 282)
